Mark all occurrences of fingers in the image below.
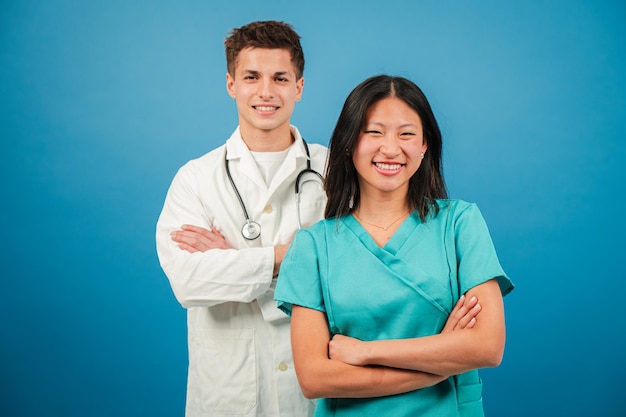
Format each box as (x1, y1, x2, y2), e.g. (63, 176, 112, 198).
(455, 301, 481, 330)
(181, 224, 228, 244)
(171, 229, 210, 248)
(450, 295, 475, 322)
(176, 242, 200, 253)
(449, 294, 469, 318)
(210, 227, 226, 240)
(180, 224, 214, 239)
(171, 225, 231, 252)
(441, 294, 482, 333)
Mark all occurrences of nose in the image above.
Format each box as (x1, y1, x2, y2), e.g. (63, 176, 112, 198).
(257, 78, 274, 99)
(380, 134, 401, 157)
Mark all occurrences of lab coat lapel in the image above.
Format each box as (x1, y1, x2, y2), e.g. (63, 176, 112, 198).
(267, 145, 299, 197)
(239, 150, 267, 191)
(266, 130, 308, 197)
(226, 129, 267, 191)
(226, 126, 308, 194)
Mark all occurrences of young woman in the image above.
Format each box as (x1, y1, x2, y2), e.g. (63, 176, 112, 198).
(275, 75, 514, 416)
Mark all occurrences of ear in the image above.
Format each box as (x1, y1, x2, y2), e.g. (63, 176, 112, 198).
(226, 72, 236, 99)
(295, 77, 304, 102)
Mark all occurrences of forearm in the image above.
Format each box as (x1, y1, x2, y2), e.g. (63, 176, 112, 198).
(357, 280, 506, 375)
(157, 228, 274, 307)
(295, 356, 446, 399)
(362, 330, 503, 376)
(290, 306, 446, 399)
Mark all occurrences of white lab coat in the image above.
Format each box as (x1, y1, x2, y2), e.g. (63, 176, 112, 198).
(156, 126, 327, 417)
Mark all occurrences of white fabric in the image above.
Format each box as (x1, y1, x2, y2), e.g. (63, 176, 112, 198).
(156, 125, 327, 417)
(251, 148, 290, 186)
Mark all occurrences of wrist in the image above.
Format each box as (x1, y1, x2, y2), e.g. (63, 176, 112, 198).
(360, 340, 374, 366)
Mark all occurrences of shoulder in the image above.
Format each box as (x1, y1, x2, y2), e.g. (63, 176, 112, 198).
(299, 216, 333, 236)
(164, 145, 226, 193)
(296, 216, 342, 241)
(191, 143, 227, 165)
(177, 144, 226, 177)
(432, 199, 477, 218)
(436, 198, 474, 211)
(428, 199, 490, 231)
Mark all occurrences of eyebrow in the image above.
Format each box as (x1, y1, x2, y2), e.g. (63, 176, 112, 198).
(366, 122, 420, 129)
(241, 69, 291, 77)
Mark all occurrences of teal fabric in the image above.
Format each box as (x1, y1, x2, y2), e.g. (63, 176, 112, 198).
(275, 200, 514, 417)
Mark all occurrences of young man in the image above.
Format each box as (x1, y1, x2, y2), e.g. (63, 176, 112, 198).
(156, 21, 327, 417)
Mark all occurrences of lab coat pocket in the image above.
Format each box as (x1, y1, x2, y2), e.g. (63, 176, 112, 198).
(188, 328, 257, 415)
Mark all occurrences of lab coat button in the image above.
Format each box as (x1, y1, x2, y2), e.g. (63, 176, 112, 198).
(278, 361, 288, 371)
(263, 204, 273, 213)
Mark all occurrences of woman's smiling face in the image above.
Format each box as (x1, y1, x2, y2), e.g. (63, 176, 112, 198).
(353, 96, 428, 198)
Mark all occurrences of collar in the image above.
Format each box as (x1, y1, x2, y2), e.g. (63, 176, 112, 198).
(225, 125, 308, 161)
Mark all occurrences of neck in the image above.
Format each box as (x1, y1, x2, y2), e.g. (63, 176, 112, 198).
(353, 201, 411, 235)
(354, 197, 409, 224)
(239, 123, 294, 152)
(355, 185, 409, 218)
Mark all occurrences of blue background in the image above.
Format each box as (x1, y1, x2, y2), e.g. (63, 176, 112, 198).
(1, 1, 624, 416)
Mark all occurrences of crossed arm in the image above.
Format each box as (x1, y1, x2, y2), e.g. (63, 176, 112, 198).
(290, 279, 504, 399)
(171, 224, 290, 276)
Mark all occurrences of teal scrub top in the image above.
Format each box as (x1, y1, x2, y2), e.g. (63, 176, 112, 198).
(275, 200, 514, 417)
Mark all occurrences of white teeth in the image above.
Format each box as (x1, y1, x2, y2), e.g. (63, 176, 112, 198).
(375, 162, 402, 170)
(256, 106, 277, 111)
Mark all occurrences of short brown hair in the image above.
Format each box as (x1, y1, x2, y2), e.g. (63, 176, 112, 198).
(224, 20, 305, 79)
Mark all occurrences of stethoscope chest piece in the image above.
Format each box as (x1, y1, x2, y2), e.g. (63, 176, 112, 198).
(242, 220, 261, 240)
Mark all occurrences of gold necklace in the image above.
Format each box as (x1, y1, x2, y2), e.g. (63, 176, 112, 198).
(353, 210, 410, 231)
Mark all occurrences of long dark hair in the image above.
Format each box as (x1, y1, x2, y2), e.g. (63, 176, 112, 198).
(324, 75, 448, 221)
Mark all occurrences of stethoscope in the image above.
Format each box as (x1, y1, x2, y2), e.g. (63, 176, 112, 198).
(225, 139, 324, 240)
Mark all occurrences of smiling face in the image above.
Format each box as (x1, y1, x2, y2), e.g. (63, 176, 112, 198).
(352, 96, 428, 199)
(226, 47, 303, 150)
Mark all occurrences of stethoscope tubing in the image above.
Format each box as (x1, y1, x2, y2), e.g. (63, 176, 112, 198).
(224, 139, 323, 240)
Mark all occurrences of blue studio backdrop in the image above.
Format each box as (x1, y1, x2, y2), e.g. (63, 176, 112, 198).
(1, 1, 624, 416)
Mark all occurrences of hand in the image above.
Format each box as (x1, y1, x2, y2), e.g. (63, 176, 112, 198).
(170, 224, 232, 252)
(328, 334, 368, 366)
(441, 295, 481, 333)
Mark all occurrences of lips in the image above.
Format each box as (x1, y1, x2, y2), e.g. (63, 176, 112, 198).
(254, 105, 279, 112)
(374, 162, 403, 171)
